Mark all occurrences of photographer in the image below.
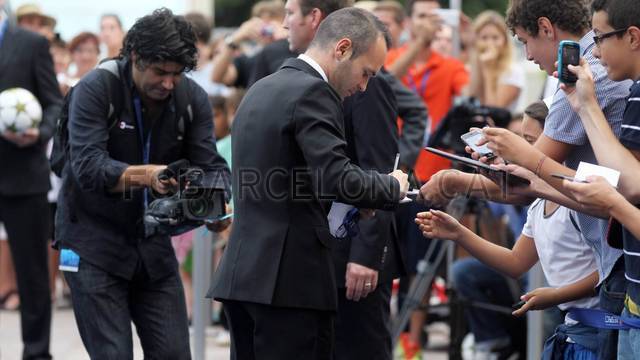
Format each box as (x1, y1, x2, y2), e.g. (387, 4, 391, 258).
(56, 9, 230, 359)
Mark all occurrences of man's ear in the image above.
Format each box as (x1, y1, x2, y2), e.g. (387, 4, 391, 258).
(628, 26, 640, 51)
(537, 17, 555, 40)
(334, 38, 353, 61)
(309, 8, 324, 30)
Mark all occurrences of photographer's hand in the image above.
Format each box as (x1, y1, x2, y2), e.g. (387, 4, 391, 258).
(148, 166, 177, 195)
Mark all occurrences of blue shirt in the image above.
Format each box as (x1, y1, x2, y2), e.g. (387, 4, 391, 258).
(543, 30, 630, 285)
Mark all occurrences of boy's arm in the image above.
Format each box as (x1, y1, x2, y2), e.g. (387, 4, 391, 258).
(513, 270, 598, 317)
(418, 210, 538, 278)
(455, 230, 539, 279)
(562, 60, 640, 202)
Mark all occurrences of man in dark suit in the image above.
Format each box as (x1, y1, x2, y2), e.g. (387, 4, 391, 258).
(0, 4, 62, 359)
(209, 8, 409, 359)
(334, 69, 408, 360)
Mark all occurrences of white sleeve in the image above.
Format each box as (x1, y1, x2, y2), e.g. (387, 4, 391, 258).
(521, 203, 536, 238)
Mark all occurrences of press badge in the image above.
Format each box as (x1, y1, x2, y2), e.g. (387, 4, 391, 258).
(59, 249, 80, 272)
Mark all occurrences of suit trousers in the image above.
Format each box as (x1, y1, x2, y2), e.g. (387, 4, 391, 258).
(334, 282, 393, 360)
(0, 194, 52, 360)
(223, 300, 334, 360)
(64, 259, 191, 360)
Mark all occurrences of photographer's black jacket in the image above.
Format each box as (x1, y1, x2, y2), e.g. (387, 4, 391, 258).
(56, 58, 230, 280)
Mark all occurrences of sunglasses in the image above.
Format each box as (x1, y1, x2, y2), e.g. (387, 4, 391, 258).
(593, 28, 627, 46)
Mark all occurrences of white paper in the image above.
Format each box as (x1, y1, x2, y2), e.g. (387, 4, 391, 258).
(575, 162, 621, 187)
(327, 202, 355, 237)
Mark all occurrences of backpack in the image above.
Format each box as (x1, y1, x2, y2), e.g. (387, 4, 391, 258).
(50, 59, 193, 177)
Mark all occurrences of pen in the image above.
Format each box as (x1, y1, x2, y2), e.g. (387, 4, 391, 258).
(393, 153, 400, 172)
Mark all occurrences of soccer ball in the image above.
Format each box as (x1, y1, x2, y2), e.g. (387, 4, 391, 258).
(0, 88, 42, 133)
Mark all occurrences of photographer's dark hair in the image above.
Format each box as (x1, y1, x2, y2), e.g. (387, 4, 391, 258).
(524, 100, 548, 127)
(299, 0, 347, 17)
(310, 7, 391, 59)
(120, 8, 198, 72)
(592, 0, 640, 32)
(506, 0, 590, 37)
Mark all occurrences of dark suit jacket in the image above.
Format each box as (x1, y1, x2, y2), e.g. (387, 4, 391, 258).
(335, 71, 407, 287)
(0, 24, 62, 196)
(210, 58, 401, 311)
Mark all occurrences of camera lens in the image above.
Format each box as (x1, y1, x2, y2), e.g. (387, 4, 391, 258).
(187, 198, 209, 218)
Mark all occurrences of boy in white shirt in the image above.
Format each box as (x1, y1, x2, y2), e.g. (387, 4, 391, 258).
(416, 193, 600, 358)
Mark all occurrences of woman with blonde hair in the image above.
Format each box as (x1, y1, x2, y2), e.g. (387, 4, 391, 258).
(467, 10, 524, 112)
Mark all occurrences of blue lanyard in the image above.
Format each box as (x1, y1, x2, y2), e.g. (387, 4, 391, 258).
(406, 69, 432, 97)
(133, 94, 151, 208)
(0, 20, 8, 49)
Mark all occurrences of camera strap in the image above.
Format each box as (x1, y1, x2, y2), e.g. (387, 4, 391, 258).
(133, 93, 152, 209)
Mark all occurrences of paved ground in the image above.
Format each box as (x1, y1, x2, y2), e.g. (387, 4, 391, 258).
(0, 308, 448, 359)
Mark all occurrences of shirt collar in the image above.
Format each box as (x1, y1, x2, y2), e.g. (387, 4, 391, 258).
(298, 54, 328, 82)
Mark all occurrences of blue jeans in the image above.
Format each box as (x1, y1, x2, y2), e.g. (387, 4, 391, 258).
(597, 258, 626, 360)
(617, 308, 640, 360)
(65, 259, 191, 359)
(452, 258, 517, 343)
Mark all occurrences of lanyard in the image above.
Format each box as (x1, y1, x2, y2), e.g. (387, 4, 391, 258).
(133, 94, 151, 209)
(406, 69, 432, 98)
(0, 20, 8, 49)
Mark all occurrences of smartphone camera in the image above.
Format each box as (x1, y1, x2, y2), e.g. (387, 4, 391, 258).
(558, 40, 580, 84)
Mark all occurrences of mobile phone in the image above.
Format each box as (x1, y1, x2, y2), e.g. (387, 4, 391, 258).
(551, 173, 588, 183)
(558, 40, 580, 84)
(512, 300, 526, 310)
(461, 130, 494, 159)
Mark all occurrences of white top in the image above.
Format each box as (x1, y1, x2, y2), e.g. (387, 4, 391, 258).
(185, 62, 231, 97)
(499, 65, 526, 113)
(522, 199, 600, 314)
(298, 54, 328, 82)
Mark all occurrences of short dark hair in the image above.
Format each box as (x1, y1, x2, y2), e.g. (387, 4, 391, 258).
(299, 0, 348, 17)
(524, 100, 548, 127)
(184, 12, 212, 44)
(309, 7, 390, 59)
(593, 0, 640, 31)
(591, 0, 610, 13)
(505, 0, 590, 37)
(120, 8, 198, 72)
(406, 0, 441, 17)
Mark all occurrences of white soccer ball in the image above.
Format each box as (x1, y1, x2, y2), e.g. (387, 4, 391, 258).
(0, 88, 43, 133)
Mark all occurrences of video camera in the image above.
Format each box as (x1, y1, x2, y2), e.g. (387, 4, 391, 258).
(144, 159, 226, 236)
(427, 97, 512, 155)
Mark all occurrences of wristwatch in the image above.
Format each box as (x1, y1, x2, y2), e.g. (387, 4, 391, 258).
(224, 35, 239, 50)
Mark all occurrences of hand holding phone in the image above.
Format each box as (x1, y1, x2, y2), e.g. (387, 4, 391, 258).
(461, 130, 494, 159)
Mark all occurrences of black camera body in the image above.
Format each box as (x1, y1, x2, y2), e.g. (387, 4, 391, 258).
(144, 161, 226, 236)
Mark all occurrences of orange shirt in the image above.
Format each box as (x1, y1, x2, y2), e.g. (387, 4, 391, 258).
(386, 46, 469, 182)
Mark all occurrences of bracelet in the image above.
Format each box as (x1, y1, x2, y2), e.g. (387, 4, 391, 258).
(534, 155, 547, 177)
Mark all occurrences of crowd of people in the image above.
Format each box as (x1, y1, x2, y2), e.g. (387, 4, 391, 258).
(1, 0, 640, 359)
